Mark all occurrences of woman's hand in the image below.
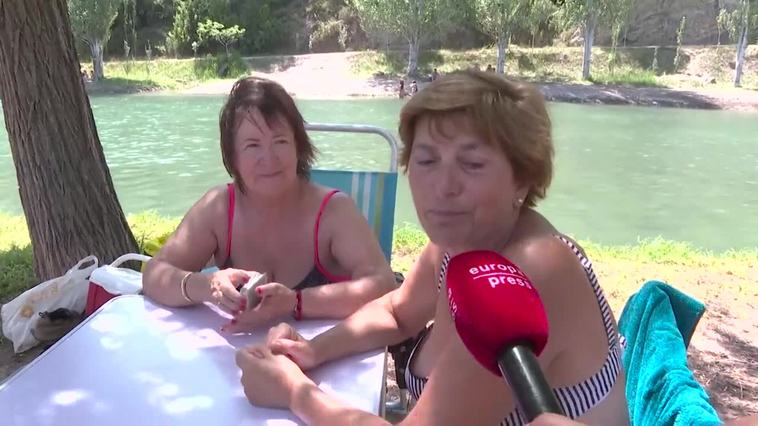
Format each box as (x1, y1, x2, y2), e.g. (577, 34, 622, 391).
(265, 323, 320, 370)
(222, 283, 297, 332)
(235, 344, 312, 409)
(205, 268, 252, 314)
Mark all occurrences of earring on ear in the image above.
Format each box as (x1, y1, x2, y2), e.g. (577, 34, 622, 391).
(514, 197, 524, 208)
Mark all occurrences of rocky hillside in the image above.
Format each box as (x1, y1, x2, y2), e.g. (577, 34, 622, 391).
(602, 0, 741, 46)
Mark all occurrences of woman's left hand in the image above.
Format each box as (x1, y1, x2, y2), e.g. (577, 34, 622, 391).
(235, 344, 311, 409)
(223, 283, 297, 333)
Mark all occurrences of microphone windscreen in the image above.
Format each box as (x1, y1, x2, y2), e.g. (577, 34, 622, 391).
(446, 250, 549, 376)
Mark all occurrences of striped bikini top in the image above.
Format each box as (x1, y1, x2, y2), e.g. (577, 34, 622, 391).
(404, 235, 626, 424)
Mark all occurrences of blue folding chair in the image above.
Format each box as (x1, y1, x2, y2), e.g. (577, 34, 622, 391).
(307, 123, 410, 417)
(306, 123, 399, 262)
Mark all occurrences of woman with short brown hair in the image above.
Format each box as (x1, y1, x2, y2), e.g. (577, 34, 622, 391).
(237, 71, 629, 425)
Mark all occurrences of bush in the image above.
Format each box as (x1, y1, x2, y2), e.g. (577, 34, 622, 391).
(193, 52, 248, 79)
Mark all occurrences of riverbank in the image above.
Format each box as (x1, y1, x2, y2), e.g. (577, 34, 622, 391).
(88, 48, 758, 111)
(1, 212, 756, 419)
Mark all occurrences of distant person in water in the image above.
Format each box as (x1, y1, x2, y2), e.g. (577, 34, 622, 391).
(486, 64, 495, 72)
(410, 80, 418, 95)
(399, 80, 408, 99)
(431, 68, 439, 81)
(142, 76, 395, 332)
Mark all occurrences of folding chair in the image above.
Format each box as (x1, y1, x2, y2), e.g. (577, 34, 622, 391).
(307, 123, 399, 262)
(307, 123, 414, 415)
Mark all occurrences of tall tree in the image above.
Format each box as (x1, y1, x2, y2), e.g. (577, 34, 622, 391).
(355, 0, 458, 76)
(558, 0, 629, 80)
(68, 0, 121, 81)
(0, 0, 139, 281)
(476, 0, 527, 75)
(730, 0, 757, 87)
(557, 0, 598, 80)
(476, 0, 556, 75)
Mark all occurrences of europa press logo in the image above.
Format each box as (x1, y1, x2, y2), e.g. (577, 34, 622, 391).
(467, 261, 534, 290)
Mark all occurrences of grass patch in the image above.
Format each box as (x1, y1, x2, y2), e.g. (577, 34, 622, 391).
(98, 53, 249, 91)
(589, 68, 661, 87)
(2, 213, 756, 312)
(127, 211, 182, 253)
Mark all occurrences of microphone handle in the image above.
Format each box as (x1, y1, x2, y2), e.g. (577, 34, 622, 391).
(497, 343, 564, 421)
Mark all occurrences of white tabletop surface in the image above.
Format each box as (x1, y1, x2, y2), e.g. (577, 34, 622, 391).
(0, 295, 386, 425)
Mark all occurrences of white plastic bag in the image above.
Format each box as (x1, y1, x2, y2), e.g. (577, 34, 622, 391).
(84, 253, 151, 317)
(1, 255, 98, 353)
(89, 253, 151, 295)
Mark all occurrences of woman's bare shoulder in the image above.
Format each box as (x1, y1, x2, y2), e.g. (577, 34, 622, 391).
(190, 184, 231, 220)
(505, 216, 588, 306)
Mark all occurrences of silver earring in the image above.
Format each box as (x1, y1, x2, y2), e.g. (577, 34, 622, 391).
(514, 197, 524, 208)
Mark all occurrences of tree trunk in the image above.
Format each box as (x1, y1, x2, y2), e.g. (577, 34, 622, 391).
(496, 33, 508, 75)
(407, 34, 420, 77)
(582, 9, 597, 80)
(0, 0, 139, 282)
(89, 38, 105, 81)
(733, 23, 748, 87)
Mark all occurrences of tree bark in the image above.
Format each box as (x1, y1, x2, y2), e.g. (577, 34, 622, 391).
(0, 0, 139, 281)
(582, 10, 597, 80)
(496, 33, 508, 74)
(407, 34, 420, 77)
(89, 38, 104, 81)
(733, 22, 748, 87)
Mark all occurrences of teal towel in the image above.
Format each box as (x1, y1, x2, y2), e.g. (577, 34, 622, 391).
(618, 280, 722, 426)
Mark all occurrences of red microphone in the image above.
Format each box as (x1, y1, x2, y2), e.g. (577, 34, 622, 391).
(446, 250, 563, 421)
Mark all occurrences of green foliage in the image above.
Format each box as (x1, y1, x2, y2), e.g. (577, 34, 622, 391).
(475, 0, 528, 42)
(717, 8, 731, 45)
(68, 0, 121, 46)
(193, 52, 248, 78)
(196, 19, 246, 55)
(354, 0, 460, 74)
(102, 54, 248, 90)
(589, 68, 660, 87)
(720, 0, 758, 43)
(307, 0, 363, 51)
(673, 16, 686, 71)
(354, 0, 460, 45)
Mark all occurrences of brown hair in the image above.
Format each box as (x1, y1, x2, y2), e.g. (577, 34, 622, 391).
(219, 76, 316, 190)
(398, 70, 553, 207)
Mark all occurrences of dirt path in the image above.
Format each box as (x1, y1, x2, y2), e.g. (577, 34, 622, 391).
(183, 52, 397, 99)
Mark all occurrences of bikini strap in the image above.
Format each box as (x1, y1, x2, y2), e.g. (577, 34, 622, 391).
(313, 189, 347, 282)
(225, 183, 235, 265)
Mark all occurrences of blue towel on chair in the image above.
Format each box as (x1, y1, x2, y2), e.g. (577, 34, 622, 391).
(618, 280, 722, 426)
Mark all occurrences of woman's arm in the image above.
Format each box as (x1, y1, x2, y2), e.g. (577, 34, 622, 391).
(293, 239, 577, 426)
(299, 194, 396, 319)
(142, 187, 225, 307)
(304, 242, 439, 367)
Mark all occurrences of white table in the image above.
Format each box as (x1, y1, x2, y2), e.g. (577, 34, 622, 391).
(0, 295, 386, 425)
